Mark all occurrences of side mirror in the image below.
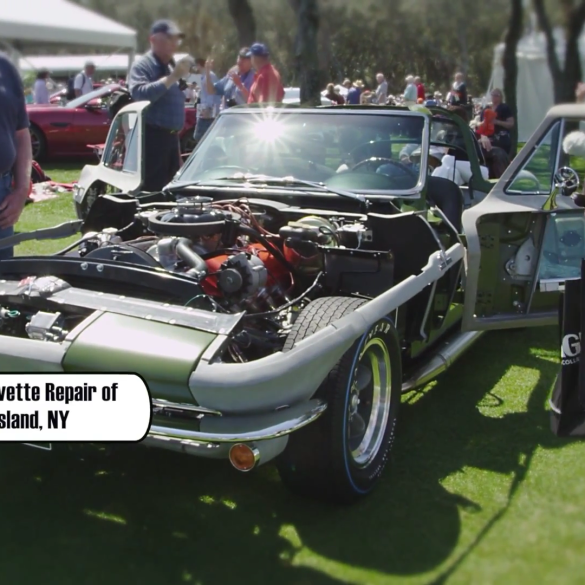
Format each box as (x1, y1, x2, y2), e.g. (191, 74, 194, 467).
(85, 99, 102, 111)
(543, 166, 581, 210)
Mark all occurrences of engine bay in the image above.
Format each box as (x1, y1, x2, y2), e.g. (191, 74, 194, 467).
(0, 193, 453, 363)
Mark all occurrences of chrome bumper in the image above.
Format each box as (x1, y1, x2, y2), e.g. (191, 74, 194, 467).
(146, 398, 327, 444)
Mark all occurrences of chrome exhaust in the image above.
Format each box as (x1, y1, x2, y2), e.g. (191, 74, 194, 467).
(401, 330, 484, 392)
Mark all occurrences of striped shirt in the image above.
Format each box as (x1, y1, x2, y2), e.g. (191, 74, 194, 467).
(128, 51, 186, 131)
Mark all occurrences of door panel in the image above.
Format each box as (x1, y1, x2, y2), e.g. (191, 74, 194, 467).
(462, 110, 585, 331)
(73, 107, 111, 155)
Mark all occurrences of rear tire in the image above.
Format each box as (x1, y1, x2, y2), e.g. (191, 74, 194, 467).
(277, 297, 401, 504)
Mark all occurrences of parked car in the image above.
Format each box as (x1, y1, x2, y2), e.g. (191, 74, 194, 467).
(0, 101, 581, 503)
(27, 83, 197, 161)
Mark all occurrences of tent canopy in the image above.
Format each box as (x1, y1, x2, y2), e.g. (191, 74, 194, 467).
(0, 0, 136, 50)
(17, 53, 198, 80)
(490, 27, 585, 142)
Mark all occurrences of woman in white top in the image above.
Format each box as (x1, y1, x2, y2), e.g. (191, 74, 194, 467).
(33, 70, 50, 104)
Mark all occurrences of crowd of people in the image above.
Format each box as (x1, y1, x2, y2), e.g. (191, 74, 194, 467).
(321, 71, 515, 161)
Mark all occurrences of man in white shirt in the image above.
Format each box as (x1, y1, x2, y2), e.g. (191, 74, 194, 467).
(33, 70, 50, 104)
(74, 61, 95, 97)
(403, 75, 417, 105)
(375, 73, 388, 104)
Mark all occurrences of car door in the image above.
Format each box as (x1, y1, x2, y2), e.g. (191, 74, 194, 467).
(75, 101, 148, 203)
(71, 92, 114, 155)
(462, 105, 585, 331)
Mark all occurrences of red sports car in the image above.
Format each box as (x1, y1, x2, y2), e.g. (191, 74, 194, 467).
(27, 84, 197, 160)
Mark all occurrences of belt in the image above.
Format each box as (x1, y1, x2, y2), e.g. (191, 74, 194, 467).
(146, 124, 181, 134)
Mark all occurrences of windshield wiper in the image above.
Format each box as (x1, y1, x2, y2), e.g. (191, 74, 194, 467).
(166, 174, 369, 210)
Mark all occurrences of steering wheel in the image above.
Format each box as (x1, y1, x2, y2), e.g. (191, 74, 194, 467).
(351, 157, 417, 180)
(554, 166, 580, 195)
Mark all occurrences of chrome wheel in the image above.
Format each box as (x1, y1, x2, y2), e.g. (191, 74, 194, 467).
(347, 337, 392, 467)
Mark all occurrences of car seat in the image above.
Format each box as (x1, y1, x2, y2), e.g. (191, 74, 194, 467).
(426, 175, 464, 233)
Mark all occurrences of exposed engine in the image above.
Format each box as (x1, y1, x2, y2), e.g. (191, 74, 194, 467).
(77, 196, 371, 317)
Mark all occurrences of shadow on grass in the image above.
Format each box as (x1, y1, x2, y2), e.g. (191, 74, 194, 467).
(0, 327, 568, 585)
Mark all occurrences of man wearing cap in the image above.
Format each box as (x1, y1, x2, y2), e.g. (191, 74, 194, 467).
(128, 20, 193, 191)
(0, 53, 32, 260)
(204, 48, 255, 109)
(74, 61, 95, 97)
(247, 43, 284, 104)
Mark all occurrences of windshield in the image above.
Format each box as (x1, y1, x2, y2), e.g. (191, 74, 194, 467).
(66, 85, 117, 109)
(174, 110, 428, 195)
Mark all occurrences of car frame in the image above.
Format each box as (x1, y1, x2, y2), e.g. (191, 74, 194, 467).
(0, 101, 582, 503)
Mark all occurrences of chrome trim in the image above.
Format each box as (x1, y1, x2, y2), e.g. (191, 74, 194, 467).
(23, 442, 52, 451)
(148, 400, 327, 443)
(549, 398, 561, 415)
(151, 398, 222, 417)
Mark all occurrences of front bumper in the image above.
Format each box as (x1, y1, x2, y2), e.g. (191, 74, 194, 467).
(144, 398, 327, 460)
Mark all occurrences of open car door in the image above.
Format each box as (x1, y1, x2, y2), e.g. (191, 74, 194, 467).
(462, 104, 585, 331)
(74, 101, 149, 216)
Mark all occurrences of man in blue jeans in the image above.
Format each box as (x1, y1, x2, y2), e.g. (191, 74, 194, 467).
(0, 53, 32, 260)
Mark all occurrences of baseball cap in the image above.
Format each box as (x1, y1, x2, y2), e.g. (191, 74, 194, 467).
(238, 47, 252, 58)
(151, 19, 185, 38)
(250, 42, 270, 57)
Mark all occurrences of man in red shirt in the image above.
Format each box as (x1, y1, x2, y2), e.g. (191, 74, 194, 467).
(246, 43, 284, 104)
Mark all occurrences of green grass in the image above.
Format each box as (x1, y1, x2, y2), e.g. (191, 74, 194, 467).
(6, 164, 585, 584)
(15, 163, 80, 255)
(4, 328, 583, 585)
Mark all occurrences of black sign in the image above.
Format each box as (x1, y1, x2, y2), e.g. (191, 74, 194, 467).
(550, 260, 585, 436)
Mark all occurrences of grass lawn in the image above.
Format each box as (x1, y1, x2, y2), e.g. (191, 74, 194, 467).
(4, 164, 585, 585)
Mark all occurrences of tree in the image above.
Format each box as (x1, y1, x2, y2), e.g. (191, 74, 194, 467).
(289, 0, 322, 105)
(533, 0, 585, 103)
(227, 0, 257, 48)
(503, 0, 524, 155)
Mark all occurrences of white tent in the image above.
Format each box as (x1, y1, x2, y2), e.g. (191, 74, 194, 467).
(19, 54, 140, 77)
(490, 27, 585, 142)
(16, 54, 202, 86)
(0, 0, 136, 51)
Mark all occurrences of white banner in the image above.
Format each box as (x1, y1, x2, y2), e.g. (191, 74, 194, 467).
(0, 374, 151, 441)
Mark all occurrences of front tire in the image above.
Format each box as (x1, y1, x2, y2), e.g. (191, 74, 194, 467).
(277, 297, 401, 504)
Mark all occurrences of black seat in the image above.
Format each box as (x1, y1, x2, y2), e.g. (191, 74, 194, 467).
(426, 175, 464, 233)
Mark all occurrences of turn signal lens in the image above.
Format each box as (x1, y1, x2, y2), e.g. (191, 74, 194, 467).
(229, 443, 260, 472)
